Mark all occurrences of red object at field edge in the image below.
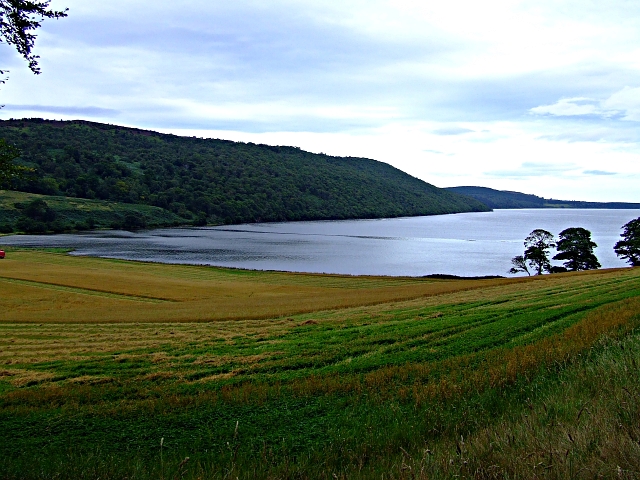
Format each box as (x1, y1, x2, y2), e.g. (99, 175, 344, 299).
(0, 250, 5, 259)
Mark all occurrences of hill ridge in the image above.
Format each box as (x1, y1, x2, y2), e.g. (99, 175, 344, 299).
(446, 185, 640, 210)
(0, 119, 490, 225)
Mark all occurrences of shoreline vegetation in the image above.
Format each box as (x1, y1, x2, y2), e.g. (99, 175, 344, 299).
(0, 189, 187, 234)
(1, 249, 639, 478)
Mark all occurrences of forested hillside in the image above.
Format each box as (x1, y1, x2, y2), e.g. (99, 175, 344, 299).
(446, 186, 640, 210)
(0, 119, 489, 225)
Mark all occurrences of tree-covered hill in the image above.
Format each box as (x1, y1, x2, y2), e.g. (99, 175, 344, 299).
(446, 186, 640, 210)
(0, 119, 490, 225)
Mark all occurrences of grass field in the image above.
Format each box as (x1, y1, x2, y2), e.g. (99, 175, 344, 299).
(0, 248, 528, 323)
(1, 248, 639, 479)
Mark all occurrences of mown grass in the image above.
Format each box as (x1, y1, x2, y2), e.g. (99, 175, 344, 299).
(0, 250, 639, 478)
(0, 248, 527, 323)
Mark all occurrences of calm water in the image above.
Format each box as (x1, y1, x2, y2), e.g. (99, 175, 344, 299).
(2, 209, 639, 277)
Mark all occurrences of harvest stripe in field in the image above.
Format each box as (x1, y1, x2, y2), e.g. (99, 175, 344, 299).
(0, 277, 173, 303)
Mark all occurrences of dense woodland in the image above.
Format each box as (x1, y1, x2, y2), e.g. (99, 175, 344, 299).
(0, 119, 489, 227)
(446, 186, 640, 210)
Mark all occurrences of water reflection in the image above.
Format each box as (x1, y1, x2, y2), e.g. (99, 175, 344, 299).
(2, 209, 639, 277)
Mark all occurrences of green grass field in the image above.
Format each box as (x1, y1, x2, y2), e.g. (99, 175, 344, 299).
(1, 249, 639, 479)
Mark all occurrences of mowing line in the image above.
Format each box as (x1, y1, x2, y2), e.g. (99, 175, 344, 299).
(0, 277, 173, 303)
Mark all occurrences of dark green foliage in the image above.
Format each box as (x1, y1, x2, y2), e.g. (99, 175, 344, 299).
(447, 186, 640, 209)
(0, 138, 30, 187)
(524, 229, 555, 275)
(0, 119, 490, 225)
(14, 198, 56, 233)
(21, 198, 55, 222)
(553, 227, 600, 271)
(615, 217, 640, 266)
(508, 254, 530, 275)
(122, 211, 147, 230)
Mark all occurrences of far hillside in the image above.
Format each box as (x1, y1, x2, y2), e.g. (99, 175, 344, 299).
(0, 119, 489, 226)
(446, 186, 640, 210)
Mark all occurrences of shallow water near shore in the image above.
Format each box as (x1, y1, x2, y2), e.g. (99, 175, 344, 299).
(2, 209, 639, 277)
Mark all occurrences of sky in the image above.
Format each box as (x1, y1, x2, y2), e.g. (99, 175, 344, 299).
(1, 0, 640, 202)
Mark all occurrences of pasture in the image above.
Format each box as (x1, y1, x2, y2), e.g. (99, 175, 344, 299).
(1, 249, 639, 479)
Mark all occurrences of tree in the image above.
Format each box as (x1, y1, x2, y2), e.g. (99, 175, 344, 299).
(614, 217, 640, 267)
(0, 0, 68, 75)
(553, 227, 600, 271)
(524, 229, 555, 275)
(508, 255, 530, 276)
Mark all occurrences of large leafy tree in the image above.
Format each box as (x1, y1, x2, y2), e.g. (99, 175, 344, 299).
(614, 217, 640, 267)
(509, 229, 555, 276)
(553, 227, 600, 271)
(524, 229, 555, 275)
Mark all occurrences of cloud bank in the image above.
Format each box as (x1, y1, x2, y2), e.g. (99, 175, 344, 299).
(0, 0, 639, 201)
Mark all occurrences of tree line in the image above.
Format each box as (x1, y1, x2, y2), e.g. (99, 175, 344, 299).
(509, 217, 640, 275)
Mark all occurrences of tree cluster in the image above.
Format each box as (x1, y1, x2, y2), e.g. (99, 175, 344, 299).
(510, 217, 640, 275)
(509, 227, 600, 275)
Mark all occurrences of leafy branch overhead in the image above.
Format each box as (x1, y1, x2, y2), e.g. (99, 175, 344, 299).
(0, 0, 68, 74)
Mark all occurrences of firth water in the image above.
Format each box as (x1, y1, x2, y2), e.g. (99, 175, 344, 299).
(3, 209, 639, 277)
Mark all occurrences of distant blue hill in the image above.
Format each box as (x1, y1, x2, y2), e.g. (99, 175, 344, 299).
(445, 186, 640, 210)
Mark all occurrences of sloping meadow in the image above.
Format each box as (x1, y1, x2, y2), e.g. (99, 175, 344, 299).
(0, 250, 639, 478)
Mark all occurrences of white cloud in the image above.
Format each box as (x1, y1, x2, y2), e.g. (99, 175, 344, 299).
(602, 86, 640, 121)
(432, 127, 474, 136)
(583, 170, 617, 176)
(2, 0, 640, 201)
(530, 97, 603, 117)
(531, 87, 640, 121)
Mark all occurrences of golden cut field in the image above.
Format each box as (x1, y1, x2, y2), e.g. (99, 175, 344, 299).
(0, 248, 528, 323)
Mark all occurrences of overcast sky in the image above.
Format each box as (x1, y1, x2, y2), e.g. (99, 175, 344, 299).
(1, 0, 640, 202)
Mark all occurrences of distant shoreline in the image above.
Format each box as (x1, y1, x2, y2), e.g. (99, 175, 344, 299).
(445, 186, 640, 210)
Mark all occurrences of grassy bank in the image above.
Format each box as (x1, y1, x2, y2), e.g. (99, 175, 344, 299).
(0, 250, 639, 478)
(0, 190, 187, 233)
